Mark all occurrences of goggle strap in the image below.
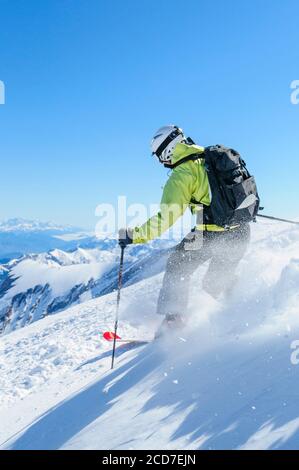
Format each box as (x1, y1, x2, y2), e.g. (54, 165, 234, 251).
(154, 127, 182, 158)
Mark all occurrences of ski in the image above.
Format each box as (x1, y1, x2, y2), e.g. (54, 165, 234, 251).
(102, 331, 152, 345)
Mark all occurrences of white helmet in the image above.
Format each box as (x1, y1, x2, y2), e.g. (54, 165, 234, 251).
(151, 125, 185, 165)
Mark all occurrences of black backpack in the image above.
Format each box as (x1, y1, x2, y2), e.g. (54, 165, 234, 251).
(201, 145, 260, 227)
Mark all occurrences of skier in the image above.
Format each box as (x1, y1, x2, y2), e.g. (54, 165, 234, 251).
(119, 125, 259, 334)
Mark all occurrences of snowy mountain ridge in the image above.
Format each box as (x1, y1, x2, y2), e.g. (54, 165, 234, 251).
(0, 239, 172, 335)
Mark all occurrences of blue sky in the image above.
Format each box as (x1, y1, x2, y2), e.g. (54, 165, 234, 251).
(0, 0, 298, 229)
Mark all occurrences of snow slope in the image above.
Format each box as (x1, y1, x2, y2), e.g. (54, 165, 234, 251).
(1, 220, 299, 450)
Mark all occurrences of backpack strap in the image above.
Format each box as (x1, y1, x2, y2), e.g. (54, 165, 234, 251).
(164, 153, 204, 169)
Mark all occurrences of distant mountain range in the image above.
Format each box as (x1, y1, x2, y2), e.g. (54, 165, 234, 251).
(0, 218, 97, 262)
(0, 243, 171, 335)
(0, 218, 83, 233)
(0, 218, 174, 334)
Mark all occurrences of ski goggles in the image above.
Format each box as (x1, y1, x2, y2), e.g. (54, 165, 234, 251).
(152, 127, 183, 159)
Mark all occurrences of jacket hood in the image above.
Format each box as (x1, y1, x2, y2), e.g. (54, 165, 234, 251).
(171, 143, 205, 165)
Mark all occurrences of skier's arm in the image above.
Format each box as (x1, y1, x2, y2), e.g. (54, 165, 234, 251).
(132, 169, 195, 244)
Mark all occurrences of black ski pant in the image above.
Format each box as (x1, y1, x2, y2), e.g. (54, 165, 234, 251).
(157, 224, 250, 317)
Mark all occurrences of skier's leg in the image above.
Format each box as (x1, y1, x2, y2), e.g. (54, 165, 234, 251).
(202, 224, 251, 299)
(157, 231, 212, 317)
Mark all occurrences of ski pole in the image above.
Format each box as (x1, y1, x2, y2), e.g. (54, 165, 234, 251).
(111, 245, 125, 369)
(257, 214, 299, 226)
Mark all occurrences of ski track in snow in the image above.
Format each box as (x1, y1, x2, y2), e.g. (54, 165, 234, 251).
(1, 221, 299, 450)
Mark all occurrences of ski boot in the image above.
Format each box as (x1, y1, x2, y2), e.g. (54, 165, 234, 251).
(155, 314, 187, 339)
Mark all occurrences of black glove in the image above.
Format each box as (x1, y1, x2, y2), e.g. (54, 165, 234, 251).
(118, 228, 133, 248)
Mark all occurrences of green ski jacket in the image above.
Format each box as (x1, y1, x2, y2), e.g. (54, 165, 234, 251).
(132, 142, 219, 244)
